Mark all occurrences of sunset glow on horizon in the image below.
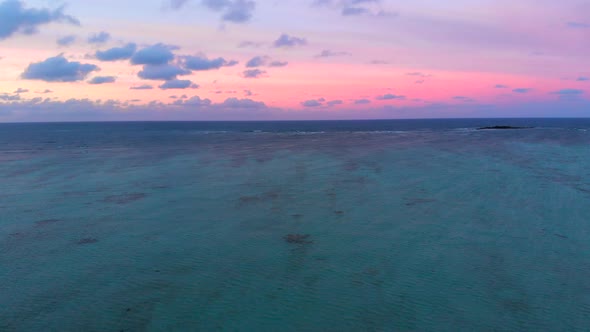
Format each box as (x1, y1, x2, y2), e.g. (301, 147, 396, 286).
(0, 0, 589, 121)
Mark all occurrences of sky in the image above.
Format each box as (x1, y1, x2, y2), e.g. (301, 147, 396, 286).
(0, 0, 589, 121)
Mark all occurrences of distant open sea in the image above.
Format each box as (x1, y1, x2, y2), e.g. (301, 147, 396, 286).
(2, 118, 590, 331)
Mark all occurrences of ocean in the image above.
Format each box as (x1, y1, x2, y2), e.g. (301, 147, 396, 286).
(1, 119, 590, 331)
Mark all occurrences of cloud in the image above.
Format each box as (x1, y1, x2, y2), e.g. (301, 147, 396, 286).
(245, 55, 268, 67)
(566, 22, 589, 29)
(14, 88, 28, 93)
(171, 0, 255, 23)
(369, 60, 388, 64)
(244, 56, 288, 68)
(220, 97, 266, 109)
(327, 100, 343, 106)
(138, 64, 191, 80)
(0, 0, 80, 40)
(129, 84, 153, 90)
(221, 0, 255, 23)
(513, 88, 532, 93)
(244, 89, 253, 96)
(313, 0, 394, 18)
(551, 89, 584, 95)
(57, 35, 76, 47)
(376, 93, 405, 100)
(269, 61, 288, 67)
(88, 76, 116, 84)
(0, 96, 274, 122)
(453, 96, 475, 102)
(169, 0, 190, 9)
(21, 55, 99, 82)
(406, 72, 431, 78)
(495, 84, 509, 88)
(36, 89, 53, 94)
(173, 95, 212, 106)
(273, 34, 307, 48)
(352, 0, 380, 4)
(181, 55, 238, 70)
(577, 77, 589, 82)
(301, 99, 322, 107)
(131, 43, 177, 65)
(95, 43, 137, 61)
(159, 79, 199, 90)
(0, 93, 20, 101)
(311, 0, 333, 6)
(243, 69, 266, 78)
(354, 98, 371, 104)
(202, 0, 231, 10)
(551, 88, 585, 101)
(342, 7, 369, 16)
(238, 40, 263, 48)
(315, 49, 351, 57)
(88, 31, 111, 44)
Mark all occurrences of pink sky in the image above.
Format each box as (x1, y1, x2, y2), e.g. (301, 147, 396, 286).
(0, 0, 588, 121)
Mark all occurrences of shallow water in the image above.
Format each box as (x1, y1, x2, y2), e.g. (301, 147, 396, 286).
(1, 120, 590, 331)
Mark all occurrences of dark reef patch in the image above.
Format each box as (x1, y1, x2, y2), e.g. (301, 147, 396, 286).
(238, 190, 281, 206)
(34, 219, 61, 227)
(77, 238, 99, 245)
(103, 193, 147, 204)
(405, 198, 437, 206)
(284, 234, 313, 244)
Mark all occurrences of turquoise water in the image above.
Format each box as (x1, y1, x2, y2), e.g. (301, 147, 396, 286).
(1, 120, 590, 331)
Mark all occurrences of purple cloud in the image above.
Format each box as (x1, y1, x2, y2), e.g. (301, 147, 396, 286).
(174, 95, 212, 106)
(21, 55, 99, 82)
(131, 43, 177, 65)
(376, 93, 405, 100)
(173, 0, 255, 23)
(246, 55, 268, 67)
(301, 99, 323, 107)
(273, 34, 307, 48)
(138, 64, 191, 80)
(181, 55, 238, 70)
(513, 88, 532, 93)
(243, 69, 266, 78)
(221, 97, 266, 109)
(354, 99, 371, 104)
(269, 61, 288, 67)
(96, 43, 137, 61)
(566, 22, 589, 29)
(342, 7, 369, 16)
(88, 76, 116, 84)
(57, 35, 76, 47)
(453, 96, 475, 102)
(0, 0, 80, 40)
(159, 79, 199, 90)
(552, 89, 584, 95)
(130, 84, 153, 90)
(88, 31, 111, 44)
(315, 50, 351, 57)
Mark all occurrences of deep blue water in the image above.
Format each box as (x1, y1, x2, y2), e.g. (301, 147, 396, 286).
(1, 119, 590, 331)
